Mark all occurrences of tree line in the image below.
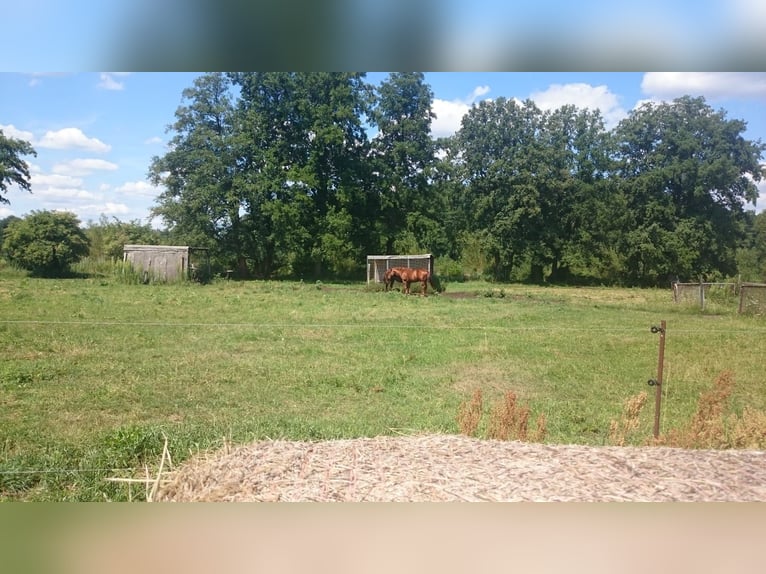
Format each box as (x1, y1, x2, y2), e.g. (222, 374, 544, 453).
(146, 73, 766, 285)
(2, 73, 766, 284)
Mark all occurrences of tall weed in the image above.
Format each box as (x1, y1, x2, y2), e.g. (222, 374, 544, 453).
(655, 371, 766, 449)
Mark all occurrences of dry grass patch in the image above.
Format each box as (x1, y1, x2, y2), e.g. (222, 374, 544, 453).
(457, 389, 547, 442)
(457, 389, 483, 437)
(608, 391, 648, 446)
(656, 371, 766, 449)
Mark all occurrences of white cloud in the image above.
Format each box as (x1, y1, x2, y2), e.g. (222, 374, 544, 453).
(33, 187, 102, 200)
(530, 83, 627, 129)
(431, 99, 473, 138)
(38, 128, 111, 153)
(31, 173, 83, 188)
(24, 73, 70, 88)
(641, 73, 766, 100)
(0, 206, 15, 218)
(115, 180, 161, 198)
(431, 85, 492, 138)
(52, 158, 119, 176)
(469, 85, 490, 101)
(144, 136, 163, 145)
(97, 73, 127, 91)
(0, 123, 35, 143)
(81, 202, 131, 215)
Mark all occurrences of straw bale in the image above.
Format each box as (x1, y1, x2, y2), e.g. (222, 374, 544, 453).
(153, 434, 766, 502)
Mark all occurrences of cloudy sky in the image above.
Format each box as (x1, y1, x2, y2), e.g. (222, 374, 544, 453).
(2, 72, 766, 227)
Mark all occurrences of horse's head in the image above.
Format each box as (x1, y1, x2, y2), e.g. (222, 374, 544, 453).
(430, 274, 445, 293)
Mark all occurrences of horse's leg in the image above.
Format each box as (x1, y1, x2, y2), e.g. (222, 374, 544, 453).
(403, 280, 410, 294)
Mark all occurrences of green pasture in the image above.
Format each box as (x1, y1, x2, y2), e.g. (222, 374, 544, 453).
(1, 274, 764, 501)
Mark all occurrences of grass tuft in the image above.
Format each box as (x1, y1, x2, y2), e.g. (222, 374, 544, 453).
(656, 371, 766, 449)
(457, 389, 483, 437)
(608, 392, 648, 446)
(459, 389, 546, 443)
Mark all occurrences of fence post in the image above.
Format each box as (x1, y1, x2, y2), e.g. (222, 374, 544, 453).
(738, 284, 745, 314)
(699, 276, 705, 310)
(648, 320, 667, 439)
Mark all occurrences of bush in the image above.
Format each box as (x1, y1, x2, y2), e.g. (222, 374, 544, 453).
(2, 210, 89, 277)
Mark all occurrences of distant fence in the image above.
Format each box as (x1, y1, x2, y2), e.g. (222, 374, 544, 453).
(672, 280, 766, 315)
(738, 283, 766, 316)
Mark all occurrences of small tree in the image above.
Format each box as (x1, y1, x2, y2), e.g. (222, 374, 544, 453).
(1, 129, 37, 205)
(2, 210, 90, 276)
(86, 215, 163, 260)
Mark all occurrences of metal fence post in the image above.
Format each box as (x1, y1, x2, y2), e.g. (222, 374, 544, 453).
(648, 320, 666, 439)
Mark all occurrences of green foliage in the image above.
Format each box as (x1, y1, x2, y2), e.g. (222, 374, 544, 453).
(736, 211, 766, 282)
(371, 73, 439, 254)
(0, 129, 36, 204)
(144, 74, 765, 286)
(1, 210, 90, 276)
(613, 96, 766, 286)
(85, 215, 164, 260)
(70, 256, 148, 284)
(435, 256, 464, 281)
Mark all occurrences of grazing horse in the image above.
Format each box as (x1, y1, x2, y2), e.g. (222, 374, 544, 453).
(383, 267, 405, 291)
(394, 266, 437, 296)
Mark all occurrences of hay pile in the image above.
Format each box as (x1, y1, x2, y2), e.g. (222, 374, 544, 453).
(154, 434, 766, 502)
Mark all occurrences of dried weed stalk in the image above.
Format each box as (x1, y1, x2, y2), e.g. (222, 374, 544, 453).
(486, 391, 535, 442)
(608, 391, 648, 446)
(657, 371, 766, 449)
(729, 408, 766, 449)
(487, 391, 517, 440)
(457, 389, 483, 437)
(531, 412, 548, 442)
(458, 389, 545, 443)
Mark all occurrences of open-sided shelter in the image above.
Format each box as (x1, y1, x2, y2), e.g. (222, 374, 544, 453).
(366, 253, 434, 284)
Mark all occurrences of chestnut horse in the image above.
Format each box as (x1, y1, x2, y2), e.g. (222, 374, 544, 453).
(383, 267, 403, 292)
(384, 266, 436, 296)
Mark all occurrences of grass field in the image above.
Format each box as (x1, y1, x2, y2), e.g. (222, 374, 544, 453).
(1, 272, 764, 501)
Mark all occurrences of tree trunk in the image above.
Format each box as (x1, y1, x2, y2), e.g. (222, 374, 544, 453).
(236, 256, 250, 278)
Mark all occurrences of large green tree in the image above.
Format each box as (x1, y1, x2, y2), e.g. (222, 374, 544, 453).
(229, 72, 310, 277)
(231, 72, 374, 278)
(614, 96, 766, 285)
(536, 105, 618, 283)
(455, 98, 551, 280)
(737, 210, 766, 281)
(370, 72, 444, 254)
(294, 72, 374, 277)
(149, 72, 250, 274)
(0, 129, 37, 205)
(2, 210, 89, 276)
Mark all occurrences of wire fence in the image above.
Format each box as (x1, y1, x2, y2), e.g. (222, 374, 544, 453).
(672, 280, 766, 314)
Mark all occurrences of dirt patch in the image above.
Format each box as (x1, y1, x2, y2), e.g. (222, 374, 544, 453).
(440, 291, 477, 299)
(154, 434, 766, 502)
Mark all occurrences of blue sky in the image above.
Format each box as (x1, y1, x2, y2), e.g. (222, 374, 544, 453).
(2, 72, 766, 228)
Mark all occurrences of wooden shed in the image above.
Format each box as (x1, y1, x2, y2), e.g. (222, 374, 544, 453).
(366, 254, 434, 284)
(123, 245, 209, 282)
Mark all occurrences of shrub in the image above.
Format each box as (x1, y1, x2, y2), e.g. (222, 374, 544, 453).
(2, 210, 89, 277)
